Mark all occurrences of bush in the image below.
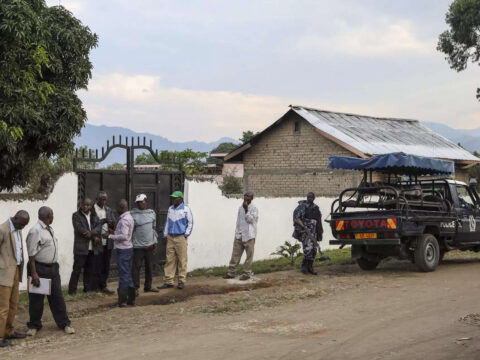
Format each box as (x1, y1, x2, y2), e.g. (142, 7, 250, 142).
(220, 175, 243, 195)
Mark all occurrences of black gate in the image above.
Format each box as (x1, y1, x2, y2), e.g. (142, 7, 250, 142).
(74, 135, 184, 271)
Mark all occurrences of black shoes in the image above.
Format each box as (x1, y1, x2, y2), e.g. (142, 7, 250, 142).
(0, 339, 12, 347)
(177, 283, 184, 290)
(157, 284, 174, 290)
(127, 287, 136, 306)
(307, 260, 318, 275)
(5, 332, 27, 340)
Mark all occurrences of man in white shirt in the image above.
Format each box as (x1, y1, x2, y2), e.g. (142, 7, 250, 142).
(224, 192, 258, 281)
(26, 207, 74, 336)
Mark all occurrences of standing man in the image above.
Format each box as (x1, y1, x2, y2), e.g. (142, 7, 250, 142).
(108, 199, 135, 307)
(0, 210, 29, 347)
(223, 192, 258, 281)
(92, 191, 116, 295)
(68, 198, 102, 295)
(292, 192, 323, 275)
(158, 191, 193, 290)
(131, 194, 159, 295)
(26, 207, 75, 336)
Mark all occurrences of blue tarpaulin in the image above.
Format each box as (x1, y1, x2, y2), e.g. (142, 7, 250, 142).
(328, 152, 454, 176)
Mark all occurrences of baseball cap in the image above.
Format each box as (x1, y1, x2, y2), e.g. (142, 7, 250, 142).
(135, 193, 147, 202)
(170, 191, 184, 198)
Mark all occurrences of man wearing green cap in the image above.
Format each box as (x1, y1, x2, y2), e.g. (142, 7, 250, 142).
(158, 191, 193, 290)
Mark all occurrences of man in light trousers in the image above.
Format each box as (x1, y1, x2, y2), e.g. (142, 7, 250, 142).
(224, 191, 258, 281)
(158, 191, 193, 290)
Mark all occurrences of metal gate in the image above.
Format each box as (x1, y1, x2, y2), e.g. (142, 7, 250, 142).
(74, 135, 184, 272)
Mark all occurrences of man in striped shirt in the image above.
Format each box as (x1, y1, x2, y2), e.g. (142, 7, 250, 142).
(158, 191, 193, 290)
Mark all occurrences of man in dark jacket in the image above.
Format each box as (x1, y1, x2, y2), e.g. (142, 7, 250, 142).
(68, 198, 103, 295)
(293, 192, 323, 275)
(91, 191, 117, 295)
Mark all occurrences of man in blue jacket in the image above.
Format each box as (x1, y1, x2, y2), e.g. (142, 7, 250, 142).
(158, 191, 193, 290)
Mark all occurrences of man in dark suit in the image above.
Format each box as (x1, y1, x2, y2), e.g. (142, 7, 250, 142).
(68, 199, 102, 295)
(91, 191, 117, 295)
(0, 210, 29, 347)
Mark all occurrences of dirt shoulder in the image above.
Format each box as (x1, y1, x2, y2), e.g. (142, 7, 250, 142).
(3, 254, 480, 360)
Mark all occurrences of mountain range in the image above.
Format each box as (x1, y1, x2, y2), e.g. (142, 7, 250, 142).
(75, 122, 480, 165)
(423, 122, 480, 154)
(74, 124, 237, 165)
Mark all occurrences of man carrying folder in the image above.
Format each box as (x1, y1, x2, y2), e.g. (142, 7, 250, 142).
(25, 206, 74, 336)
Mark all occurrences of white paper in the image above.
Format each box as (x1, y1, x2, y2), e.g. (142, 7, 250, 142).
(27, 277, 52, 295)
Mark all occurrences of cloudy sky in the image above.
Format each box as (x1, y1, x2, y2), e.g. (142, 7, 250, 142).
(47, 0, 480, 142)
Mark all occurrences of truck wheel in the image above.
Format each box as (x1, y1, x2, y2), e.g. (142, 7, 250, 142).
(356, 257, 379, 270)
(414, 234, 440, 272)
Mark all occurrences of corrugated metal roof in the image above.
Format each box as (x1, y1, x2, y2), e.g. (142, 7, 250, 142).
(291, 105, 479, 162)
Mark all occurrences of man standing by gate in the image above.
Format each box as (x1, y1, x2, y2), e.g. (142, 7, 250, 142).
(131, 194, 159, 295)
(108, 199, 135, 307)
(92, 191, 116, 295)
(68, 199, 102, 295)
(158, 191, 193, 290)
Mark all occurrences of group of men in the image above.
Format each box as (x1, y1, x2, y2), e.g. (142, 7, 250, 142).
(67, 190, 193, 306)
(0, 188, 323, 346)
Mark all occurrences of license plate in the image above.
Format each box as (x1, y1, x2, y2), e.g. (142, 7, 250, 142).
(355, 233, 377, 239)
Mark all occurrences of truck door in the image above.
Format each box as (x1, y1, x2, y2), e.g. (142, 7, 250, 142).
(455, 185, 480, 242)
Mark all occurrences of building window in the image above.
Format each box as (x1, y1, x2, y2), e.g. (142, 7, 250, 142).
(294, 121, 301, 134)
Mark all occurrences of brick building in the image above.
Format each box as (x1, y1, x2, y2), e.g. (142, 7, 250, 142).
(224, 105, 480, 197)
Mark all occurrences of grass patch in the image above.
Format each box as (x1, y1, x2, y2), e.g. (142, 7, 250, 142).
(18, 287, 104, 306)
(189, 248, 353, 278)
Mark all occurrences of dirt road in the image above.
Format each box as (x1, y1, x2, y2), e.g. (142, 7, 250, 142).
(3, 255, 480, 360)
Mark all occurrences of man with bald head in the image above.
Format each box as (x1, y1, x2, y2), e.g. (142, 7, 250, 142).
(108, 199, 135, 307)
(26, 207, 74, 336)
(68, 198, 102, 295)
(0, 210, 29, 347)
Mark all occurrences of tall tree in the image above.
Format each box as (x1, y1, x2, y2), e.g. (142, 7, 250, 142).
(438, 0, 480, 99)
(0, 0, 98, 190)
(210, 142, 238, 154)
(239, 130, 258, 144)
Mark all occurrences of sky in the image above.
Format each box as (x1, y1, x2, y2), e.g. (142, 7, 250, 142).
(47, 0, 480, 142)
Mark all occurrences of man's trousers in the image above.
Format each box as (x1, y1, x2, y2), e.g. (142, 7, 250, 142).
(68, 251, 102, 294)
(164, 235, 188, 285)
(99, 245, 112, 290)
(0, 267, 19, 339)
(132, 248, 155, 291)
(27, 262, 71, 330)
(227, 238, 255, 276)
(116, 248, 134, 289)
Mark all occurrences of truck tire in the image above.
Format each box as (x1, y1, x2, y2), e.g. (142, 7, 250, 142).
(356, 257, 379, 270)
(414, 234, 440, 272)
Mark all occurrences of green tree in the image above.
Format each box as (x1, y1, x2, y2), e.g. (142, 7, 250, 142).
(135, 149, 208, 175)
(106, 162, 125, 170)
(438, 0, 480, 99)
(0, 0, 98, 190)
(210, 142, 238, 154)
(239, 130, 258, 144)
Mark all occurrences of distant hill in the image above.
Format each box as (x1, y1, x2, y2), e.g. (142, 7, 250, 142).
(75, 122, 479, 166)
(423, 122, 480, 154)
(74, 124, 237, 165)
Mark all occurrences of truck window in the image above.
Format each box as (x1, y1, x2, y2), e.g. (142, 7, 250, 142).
(457, 185, 476, 209)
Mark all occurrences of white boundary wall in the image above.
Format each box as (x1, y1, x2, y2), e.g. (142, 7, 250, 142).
(0, 173, 78, 290)
(0, 174, 337, 287)
(185, 180, 336, 271)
